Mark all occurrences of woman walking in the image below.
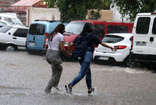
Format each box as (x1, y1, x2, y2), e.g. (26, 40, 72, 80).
(65, 23, 116, 94)
(44, 24, 70, 93)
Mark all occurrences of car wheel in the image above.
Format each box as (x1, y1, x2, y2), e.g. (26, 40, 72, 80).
(5, 45, 18, 51)
(126, 59, 136, 68)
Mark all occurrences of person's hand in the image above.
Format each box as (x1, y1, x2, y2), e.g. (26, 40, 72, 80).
(66, 52, 72, 57)
(111, 47, 116, 51)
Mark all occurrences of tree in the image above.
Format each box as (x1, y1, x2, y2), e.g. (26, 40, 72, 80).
(107, 0, 156, 21)
(44, 0, 110, 21)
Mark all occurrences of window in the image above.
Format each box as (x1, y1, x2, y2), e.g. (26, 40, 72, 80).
(102, 35, 124, 43)
(65, 22, 86, 34)
(92, 24, 105, 38)
(13, 28, 28, 37)
(136, 17, 150, 34)
(152, 18, 156, 34)
(107, 25, 128, 33)
(29, 24, 45, 35)
(4, 17, 12, 23)
(0, 26, 12, 33)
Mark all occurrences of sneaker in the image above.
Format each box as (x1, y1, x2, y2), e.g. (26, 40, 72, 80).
(88, 88, 95, 94)
(65, 85, 72, 94)
(54, 87, 61, 91)
(44, 89, 51, 94)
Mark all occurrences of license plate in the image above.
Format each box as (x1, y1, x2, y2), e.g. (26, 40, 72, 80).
(136, 42, 146, 46)
(98, 56, 109, 60)
(29, 42, 35, 46)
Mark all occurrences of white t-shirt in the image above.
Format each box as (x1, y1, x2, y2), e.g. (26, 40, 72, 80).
(48, 32, 64, 51)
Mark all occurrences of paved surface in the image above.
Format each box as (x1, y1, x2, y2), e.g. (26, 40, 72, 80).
(0, 51, 156, 105)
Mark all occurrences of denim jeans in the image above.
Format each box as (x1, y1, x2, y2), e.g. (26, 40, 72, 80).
(69, 51, 93, 89)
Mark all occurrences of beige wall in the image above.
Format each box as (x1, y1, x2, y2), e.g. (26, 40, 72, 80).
(88, 9, 113, 21)
(27, 7, 60, 26)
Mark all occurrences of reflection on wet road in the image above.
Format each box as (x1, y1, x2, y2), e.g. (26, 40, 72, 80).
(0, 51, 156, 105)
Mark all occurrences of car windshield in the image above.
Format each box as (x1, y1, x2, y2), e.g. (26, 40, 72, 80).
(65, 21, 86, 34)
(102, 35, 124, 43)
(12, 18, 24, 26)
(29, 24, 45, 35)
(0, 26, 12, 33)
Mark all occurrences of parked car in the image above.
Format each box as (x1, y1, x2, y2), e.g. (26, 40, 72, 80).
(0, 13, 24, 26)
(129, 12, 156, 67)
(0, 25, 28, 51)
(64, 20, 133, 52)
(93, 33, 132, 66)
(26, 20, 68, 54)
(0, 20, 14, 27)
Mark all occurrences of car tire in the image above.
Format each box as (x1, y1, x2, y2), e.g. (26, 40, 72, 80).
(5, 45, 18, 51)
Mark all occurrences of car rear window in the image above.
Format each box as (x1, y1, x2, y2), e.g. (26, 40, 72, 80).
(29, 24, 45, 35)
(136, 17, 150, 34)
(0, 26, 12, 33)
(107, 25, 128, 33)
(102, 35, 124, 43)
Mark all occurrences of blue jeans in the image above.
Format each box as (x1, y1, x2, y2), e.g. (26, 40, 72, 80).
(69, 51, 93, 89)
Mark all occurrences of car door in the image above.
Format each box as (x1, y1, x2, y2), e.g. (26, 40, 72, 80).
(132, 16, 151, 54)
(148, 16, 156, 54)
(27, 23, 46, 50)
(12, 28, 28, 46)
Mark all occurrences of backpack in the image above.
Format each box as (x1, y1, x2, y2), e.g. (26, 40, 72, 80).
(72, 33, 91, 60)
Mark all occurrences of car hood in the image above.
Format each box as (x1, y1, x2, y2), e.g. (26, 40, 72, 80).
(64, 33, 78, 42)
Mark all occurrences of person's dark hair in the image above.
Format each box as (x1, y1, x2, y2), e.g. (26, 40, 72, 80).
(80, 23, 93, 35)
(48, 24, 65, 41)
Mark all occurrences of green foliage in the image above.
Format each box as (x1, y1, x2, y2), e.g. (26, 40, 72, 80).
(43, 0, 110, 22)
(108, 0, 156, 21)
(89, 10, 101, 20)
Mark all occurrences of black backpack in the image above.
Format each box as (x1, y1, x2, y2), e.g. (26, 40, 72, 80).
(72, 33, 91, 60)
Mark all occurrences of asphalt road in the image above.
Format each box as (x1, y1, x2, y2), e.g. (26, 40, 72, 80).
(0, 51, 156, 105)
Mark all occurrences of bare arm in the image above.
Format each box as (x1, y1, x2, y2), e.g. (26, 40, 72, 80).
(101, 42, 116, 51)
(60, 41, 70, 56)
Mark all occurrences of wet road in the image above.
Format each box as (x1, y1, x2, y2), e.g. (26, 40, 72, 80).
(0, 51, 156, 105)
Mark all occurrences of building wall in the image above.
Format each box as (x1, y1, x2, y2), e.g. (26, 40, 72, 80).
(0, 0, 19, 11)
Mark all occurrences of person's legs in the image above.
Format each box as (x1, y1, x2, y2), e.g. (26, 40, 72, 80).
(86, 66, 92, 89)
(45, 64, 58, 93)
(53, 65, 62, 88)
(69, 51, 92, 87)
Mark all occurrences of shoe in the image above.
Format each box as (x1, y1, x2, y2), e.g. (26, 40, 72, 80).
(44, 89, 51, 94)
(65, 85, 72, 94)
(54, 86, 61, 91)
(88, 88, 95, 94)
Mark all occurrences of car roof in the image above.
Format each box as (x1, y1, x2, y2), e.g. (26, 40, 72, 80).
(105, 33, 132, 37)
(2, 25, 28, 29)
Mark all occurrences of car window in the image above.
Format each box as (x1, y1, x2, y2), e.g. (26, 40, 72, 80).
(152, 18, 156, 34)
(136, 17, 150, 34)
(65, 21, 86, 34)
(0, 26, 12, 33)
(92, 24, 105, 38)
(29, 24, 45, 35)
(102, 35, 124, 43)
(4, 17, 12, 23)
(13, 28, 28, 37)
(107, 25, 128, 33)
(0, 21, 7, 26)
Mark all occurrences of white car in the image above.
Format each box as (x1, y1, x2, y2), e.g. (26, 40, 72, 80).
(0, 20, 14, 27)
(0, 25, 28, 51)
(93, 33, 132, 66)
